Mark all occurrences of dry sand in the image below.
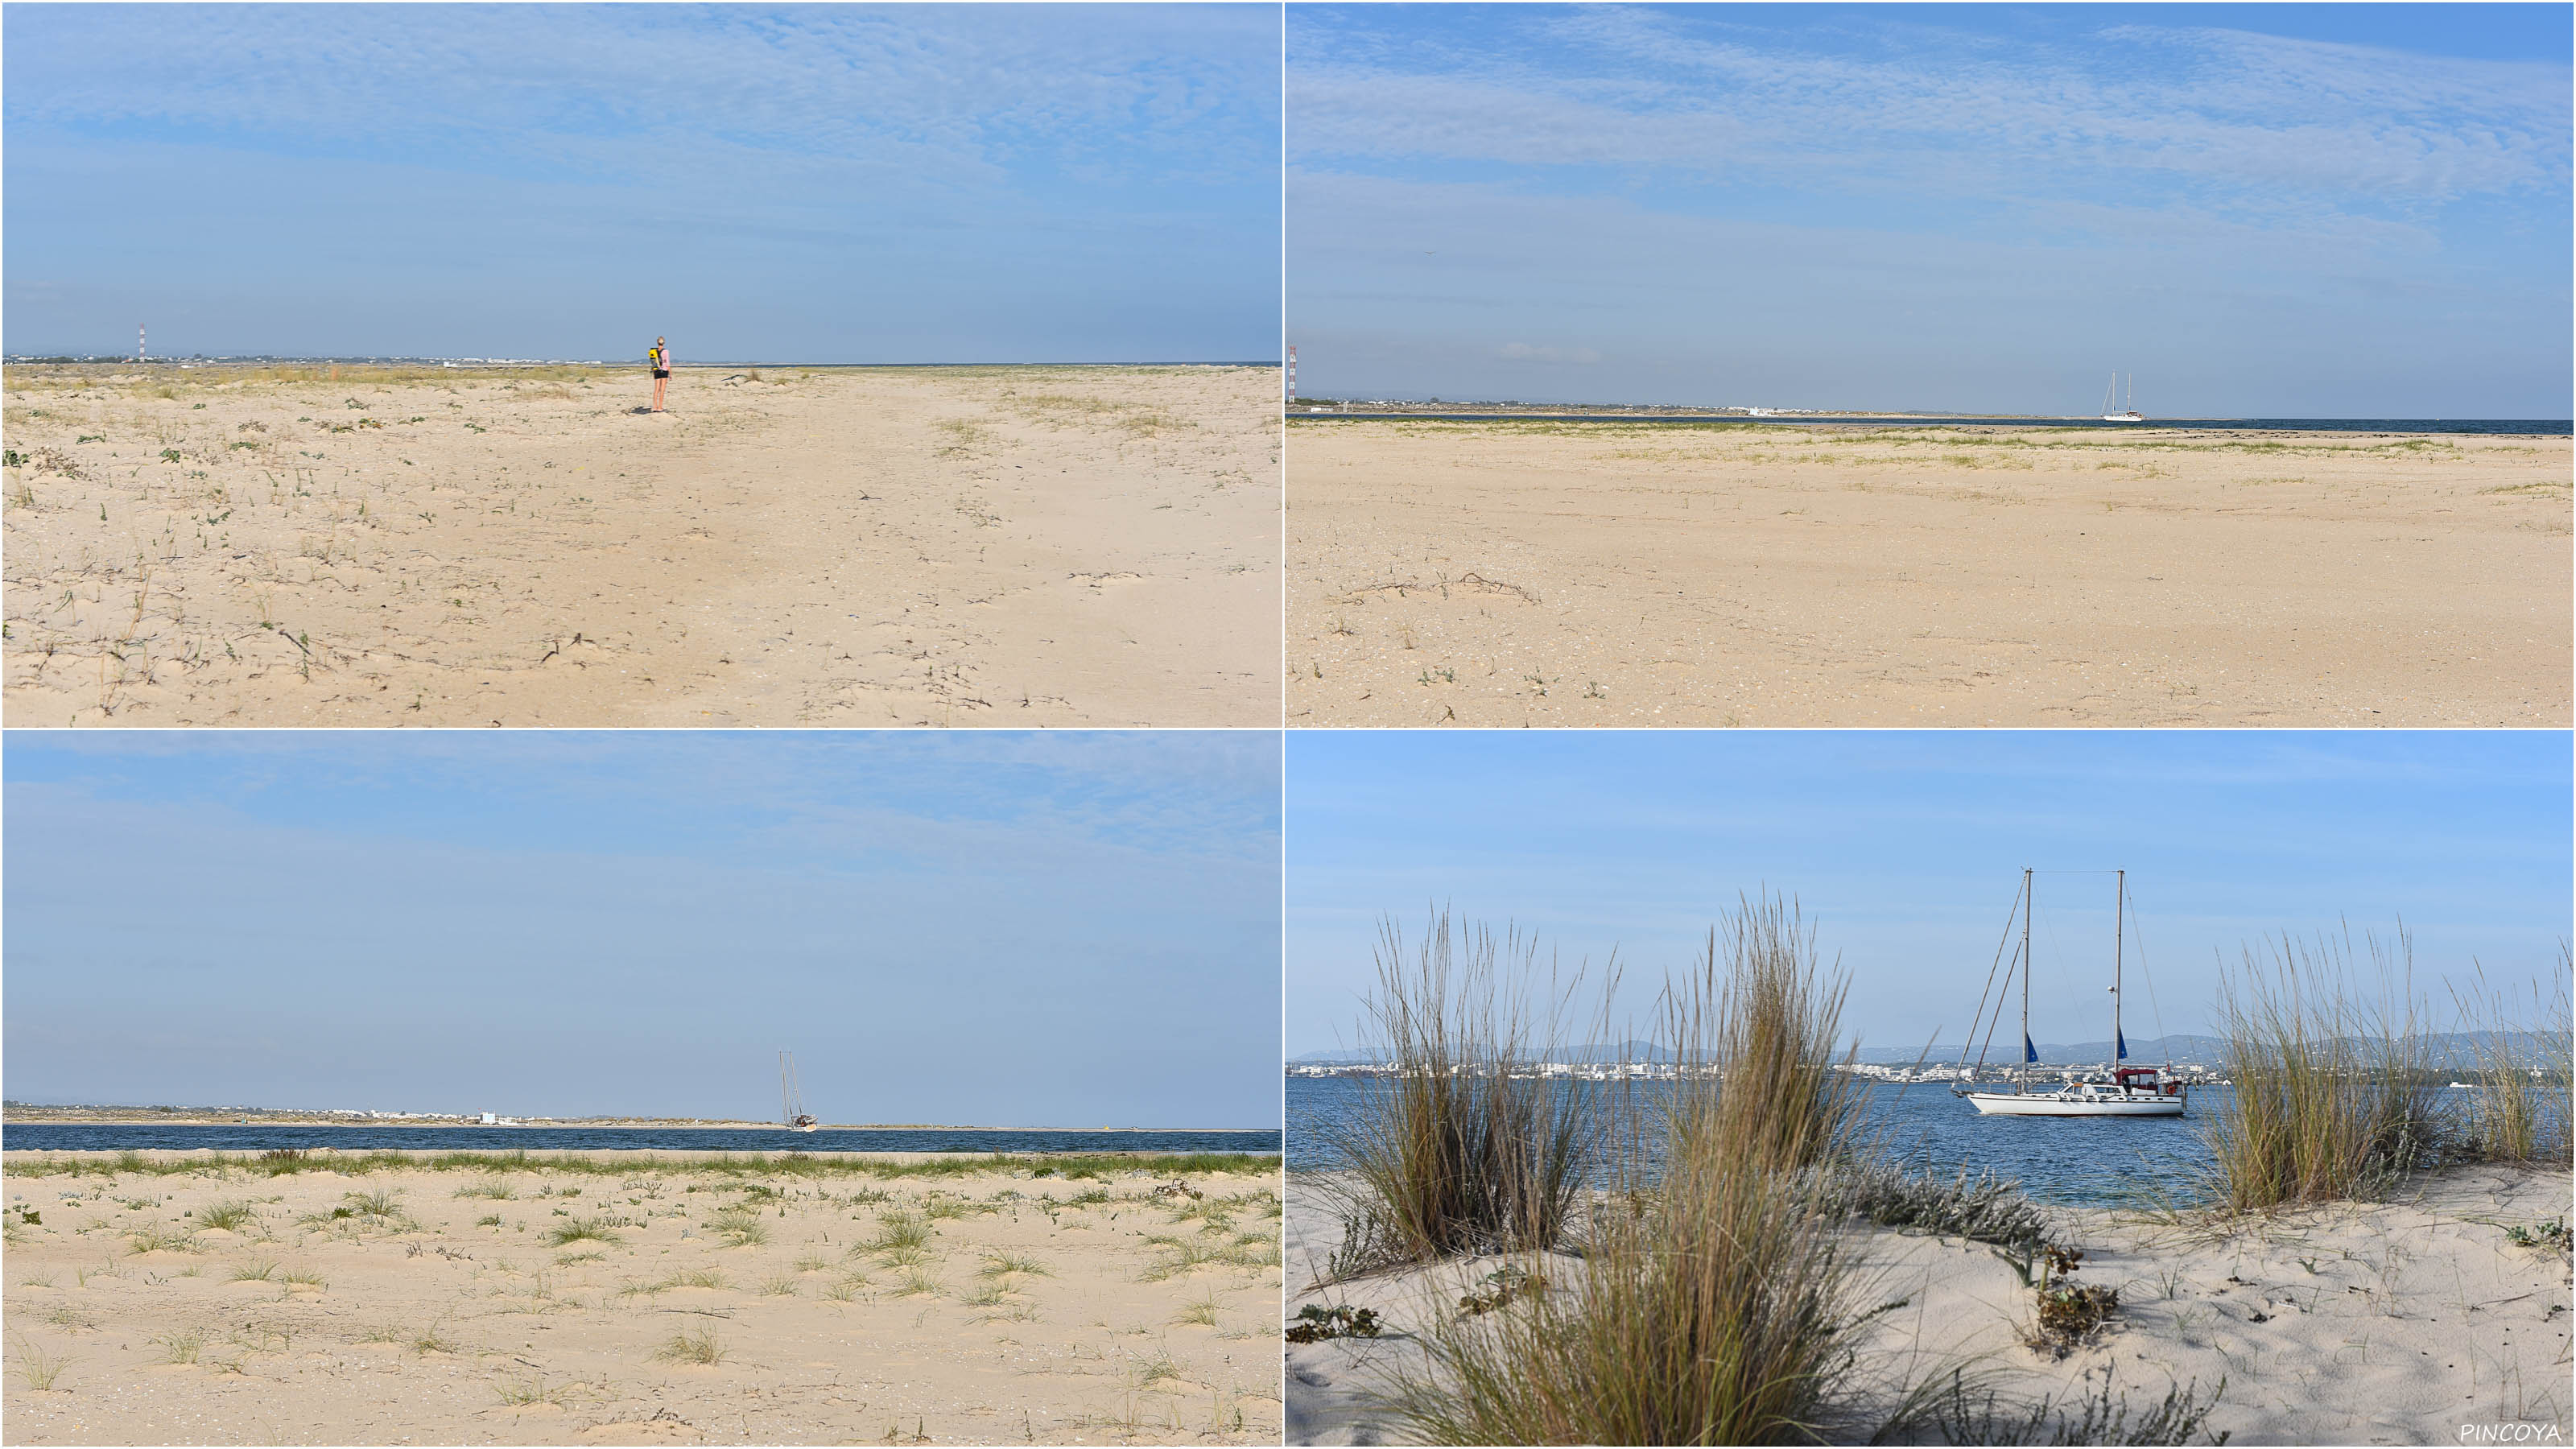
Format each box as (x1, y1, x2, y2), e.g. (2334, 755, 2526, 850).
(1286, 1165, 2574, 1446)
(1287, 421, 2571, 726)
(1, 1152, 1284, 1445)
(2, 363, 1279, 727)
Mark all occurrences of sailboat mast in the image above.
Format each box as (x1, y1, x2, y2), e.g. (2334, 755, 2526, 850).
(2021, 868, 2033, 1091)
(2112, 870, 2124, 1068)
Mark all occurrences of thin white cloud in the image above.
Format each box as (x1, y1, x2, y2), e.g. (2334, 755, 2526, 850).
(1293, 7, 2568, 212)
(1498, 341, 1601, 363)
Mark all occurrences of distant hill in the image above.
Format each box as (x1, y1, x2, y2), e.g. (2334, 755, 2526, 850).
(1298, 1030, 2566, 1070)
(1859, 1034, 2232, 1067)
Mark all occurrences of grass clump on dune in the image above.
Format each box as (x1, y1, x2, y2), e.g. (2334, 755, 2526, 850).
(1321, 910, 1610, 1275)
(1385, 895, 1886, 1446)
(2204, 926, 2445, 1212)
(2447, 952, 2573, 1166)
(544, 1215, 624, 1247)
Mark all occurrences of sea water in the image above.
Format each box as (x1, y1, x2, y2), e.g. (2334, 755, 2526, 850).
(2, 1123, 1281, 1157)
(1286, 1075, 2213, 1207)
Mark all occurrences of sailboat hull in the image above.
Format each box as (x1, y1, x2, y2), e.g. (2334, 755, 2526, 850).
(1963, 1091, 2185, 1117)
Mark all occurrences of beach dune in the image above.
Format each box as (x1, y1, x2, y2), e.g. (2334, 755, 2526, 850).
(1285, 1164, 2574, 1446)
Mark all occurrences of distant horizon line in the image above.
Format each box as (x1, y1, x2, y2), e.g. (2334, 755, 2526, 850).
(2, 1102, 1282, 1134)
(1287, 398, 2572, 424)
(3, 353, 1282, 369)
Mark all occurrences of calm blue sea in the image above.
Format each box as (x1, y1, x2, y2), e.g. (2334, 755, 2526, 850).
(1, 1124, 1281, 1157)
(1286, 1075, 2215, 1208)
(1292, 415, 2570, 436)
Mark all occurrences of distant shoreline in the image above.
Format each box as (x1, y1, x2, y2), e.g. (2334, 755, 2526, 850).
(1285, 408, 2571, 435)
(2, 1112, 1271, 1133)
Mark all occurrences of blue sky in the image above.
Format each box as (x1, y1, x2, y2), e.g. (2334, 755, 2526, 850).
(1286, 731, 2571, 1057)
(3, 4, 1280, 362)
(4, 733, 1282, 1127)
(1289, 4, 2573, 415)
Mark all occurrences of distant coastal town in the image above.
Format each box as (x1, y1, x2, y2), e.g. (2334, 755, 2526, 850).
(1286, 1059, 2234, 1084)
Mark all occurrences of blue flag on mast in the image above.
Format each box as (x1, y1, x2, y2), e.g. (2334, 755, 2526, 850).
(2023, 1034, 2037, 1063)
(2116, 1028, 2128, 1060)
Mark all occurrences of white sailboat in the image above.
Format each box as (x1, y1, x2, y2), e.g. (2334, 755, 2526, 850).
(2101, 373, 2145, 423)
(1953, 869, 2187, 1117)
(780, 1050, 819, 1132)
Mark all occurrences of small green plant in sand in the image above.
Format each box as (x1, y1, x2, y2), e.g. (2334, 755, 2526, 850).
(546, 1215, 622, 1247)
(980, 1250, 1050, 1278)
(196, 1200, 258, 1232)
(1284, 1304, 1381, 1344)
(229, 1258, 279, 1282)
(10, 1335, 75, 1391)
(653, 1327, 726, 1365)
(497, 1375, 579, 1408)
(708, 1206, 769, 1246)
(155, 1330, 206, 1365)
(126, 1224, 201, 1255)
(2505, 1216, 2572, 1252)
(861, 1212, 931, 1255)
(1457, 1264, 1547, 1317)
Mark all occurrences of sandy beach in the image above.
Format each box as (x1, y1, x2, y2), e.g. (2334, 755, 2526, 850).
(1285, 1166, 2574, 1445)
(2, 363, 1279, 727)
(1286, 421, 2571, 727)
(0, 1150, 1283, 1445)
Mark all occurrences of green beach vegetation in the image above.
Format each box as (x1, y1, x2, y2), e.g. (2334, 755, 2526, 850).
(2207, 927, 2571, 1213)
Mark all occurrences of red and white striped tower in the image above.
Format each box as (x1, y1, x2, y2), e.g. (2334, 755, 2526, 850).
(1286, 345, 1296, 403)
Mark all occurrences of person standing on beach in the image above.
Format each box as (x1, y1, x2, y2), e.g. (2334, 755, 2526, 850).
(649, 336, 671, 413)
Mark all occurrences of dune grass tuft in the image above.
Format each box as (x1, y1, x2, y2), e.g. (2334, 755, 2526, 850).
(196, 1199, 258, 1232)
(1322, 910, 1611, 1274)
(2204, 925, 2445, 1212)
(2446, 951, 2574, 1166)
(10, 1335, 75, 1391)
(651, 1327, 726, 1365)
(1385, 894, 1886, 1446)
(545, 1215, 623, 1247)
(860, 1211, 931, 1255)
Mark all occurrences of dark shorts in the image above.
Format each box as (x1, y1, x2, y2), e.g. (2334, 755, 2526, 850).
(653, 369, 670, 380)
